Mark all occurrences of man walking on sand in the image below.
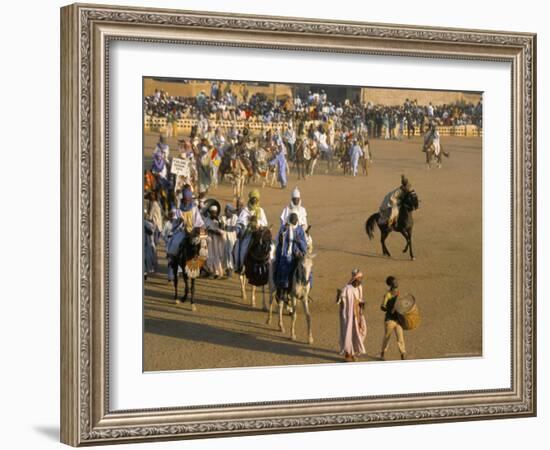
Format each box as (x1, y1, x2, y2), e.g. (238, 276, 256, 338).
(380, 276, 407, 361)
(337, 269, 367, 362)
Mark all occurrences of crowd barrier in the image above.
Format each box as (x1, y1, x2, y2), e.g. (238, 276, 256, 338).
(144, 116, 483, 138)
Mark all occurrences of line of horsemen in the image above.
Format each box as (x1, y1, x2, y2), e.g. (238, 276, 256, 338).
(145, 175, 420, 343)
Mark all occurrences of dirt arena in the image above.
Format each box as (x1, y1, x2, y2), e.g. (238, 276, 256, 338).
(143, 133, 482, 371)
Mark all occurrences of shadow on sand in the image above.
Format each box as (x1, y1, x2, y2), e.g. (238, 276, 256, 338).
(144, 316, 343, 363)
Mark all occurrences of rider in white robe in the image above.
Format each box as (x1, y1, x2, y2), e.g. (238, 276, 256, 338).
(280, 187, 308, 230)
(379, 175, 412, 227)
(424, 124, 441, 156)
(349, 141, 364, 177)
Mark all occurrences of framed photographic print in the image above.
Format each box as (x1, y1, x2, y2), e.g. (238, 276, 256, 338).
(60, 3, 536, 446)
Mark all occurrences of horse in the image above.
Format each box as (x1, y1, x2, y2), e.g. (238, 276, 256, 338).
(306, 141, 320, 177)
(267, 230, 315, 344)
(168, 228, 205, 311)
(365, 190, 419, 260)
(423, 131, 449, 169)
(294, 138, 308, 180)
(334, 137, 351, 175)
(220, 144, 252, 199)
(238, 227, 274, 309)
(144, 170, 172, 216)
(250, 145, 270, 187)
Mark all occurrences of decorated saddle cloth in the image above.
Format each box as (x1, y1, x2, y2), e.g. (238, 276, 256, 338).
(244, 230, 272, 287)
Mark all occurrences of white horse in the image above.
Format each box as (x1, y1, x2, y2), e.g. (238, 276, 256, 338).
(267, 232, 315, 344)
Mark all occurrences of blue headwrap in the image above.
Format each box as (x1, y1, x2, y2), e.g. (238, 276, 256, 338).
(180, 188, 194, 211)
(152, 150, 165, 173)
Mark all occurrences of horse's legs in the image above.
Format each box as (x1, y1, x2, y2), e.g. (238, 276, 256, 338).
(261, 285, 268, 311)
(381, 229, 391, 257)
(182, 273, 190, 302)
(277, 298, 285, 333)
(290, 298, 298, 341)
(173, 262, 179, 302)
(266, 287, 274, 324)
(190, 278, 197, 311)
(407, 227, 415, 260)
(239, 274, 247, 302)
(302, 297, 313, 344)
(250, 285, 256, 307)
(310, 159, 317, 176)
(401, 229, 410, 254)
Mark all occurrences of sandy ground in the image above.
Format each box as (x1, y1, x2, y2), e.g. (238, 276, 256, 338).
(143, 134, 482, 371)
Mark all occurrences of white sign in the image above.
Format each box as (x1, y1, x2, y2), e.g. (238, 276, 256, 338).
(171, 158, 191, 177)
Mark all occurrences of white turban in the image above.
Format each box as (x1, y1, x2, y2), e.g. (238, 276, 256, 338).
(292, 187, 301, 199)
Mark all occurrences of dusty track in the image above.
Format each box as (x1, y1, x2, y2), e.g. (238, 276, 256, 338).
(143, 134, 482, 371)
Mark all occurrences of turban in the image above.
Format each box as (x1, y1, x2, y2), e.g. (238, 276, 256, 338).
(248, 189, 260, 201)
(183, 188, 193, 200)
(349, 268, 364, 284)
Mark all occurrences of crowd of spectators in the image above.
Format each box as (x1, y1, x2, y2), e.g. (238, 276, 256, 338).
(144, 83, 483, 137)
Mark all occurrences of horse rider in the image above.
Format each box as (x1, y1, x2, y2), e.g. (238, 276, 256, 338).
(176, 187, 205, 234)
(234, 190, 268, 273)
(273, 212, 308, 303)
(165, 187, 205, 272)
(151, 138, 171, 191)
(154, 134, 170, 162)
(349, 139, 364, 177)
(423, 121, 441, 157)
(280, 187, 308, 230)
(378, 175, 413, 228)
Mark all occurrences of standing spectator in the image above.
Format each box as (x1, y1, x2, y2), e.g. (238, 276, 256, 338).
(336, 269, 367, 362)
(283, 122, 297, 161)
(220, 204, 238, 277)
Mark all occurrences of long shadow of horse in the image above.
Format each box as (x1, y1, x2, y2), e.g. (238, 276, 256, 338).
(316, 245, 392, 260)
(144, 317, 343, 363)
(145, 302, 272, 333)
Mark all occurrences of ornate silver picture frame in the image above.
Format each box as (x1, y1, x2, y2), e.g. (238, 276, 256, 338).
(60, 3, 536, 446)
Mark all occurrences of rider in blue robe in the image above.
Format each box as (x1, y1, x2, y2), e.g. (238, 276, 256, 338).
(273, 213, 308, 299)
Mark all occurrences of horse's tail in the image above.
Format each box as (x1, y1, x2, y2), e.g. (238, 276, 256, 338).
(366, 213, 379, 240)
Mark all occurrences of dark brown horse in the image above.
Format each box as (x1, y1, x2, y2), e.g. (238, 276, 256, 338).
(169, 228, 204, 310)
(365, 190, 419, 260)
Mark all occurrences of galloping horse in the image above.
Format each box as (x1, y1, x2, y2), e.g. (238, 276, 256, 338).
(267, 231, 315, 343)
(169, 229, 205, 311)
(239, 227, 274, 309)
(365, 190, 420, 260)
